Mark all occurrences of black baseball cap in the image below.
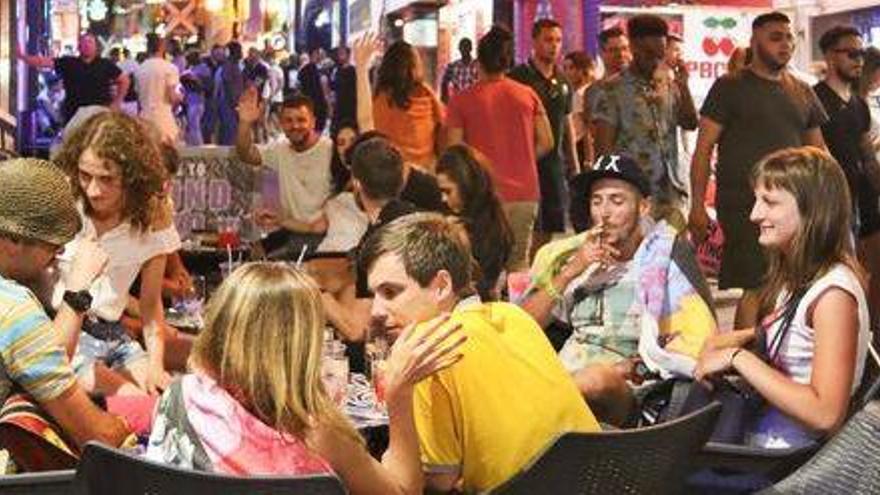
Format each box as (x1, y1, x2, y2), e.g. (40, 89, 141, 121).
(572, 154, 652, 200)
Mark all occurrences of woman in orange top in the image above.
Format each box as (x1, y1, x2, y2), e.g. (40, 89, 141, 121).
(372, 40, 445, 172)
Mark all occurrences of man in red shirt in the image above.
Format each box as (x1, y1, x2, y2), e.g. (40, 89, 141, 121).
(447, 26, 554, 271)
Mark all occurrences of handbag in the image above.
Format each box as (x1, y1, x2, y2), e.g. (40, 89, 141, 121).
(639, 288, 808, 443)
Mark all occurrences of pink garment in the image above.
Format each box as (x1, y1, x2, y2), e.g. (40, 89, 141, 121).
(181, 373, 334, 476)
(106, 395, 158, 436)
(447, 78, 543, 202)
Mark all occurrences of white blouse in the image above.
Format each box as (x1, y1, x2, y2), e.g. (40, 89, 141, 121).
(52, 206, 181, 322)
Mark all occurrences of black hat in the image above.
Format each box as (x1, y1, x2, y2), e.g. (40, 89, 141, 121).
(573, 154, 651, 199)
(569, 155, 650, 232)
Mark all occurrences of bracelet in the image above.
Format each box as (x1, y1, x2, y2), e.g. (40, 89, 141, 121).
(729, 348, 744, 368)
(543, 281, 563, 301)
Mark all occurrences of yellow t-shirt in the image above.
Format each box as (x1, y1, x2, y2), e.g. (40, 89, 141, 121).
(413, 300, 600, 492)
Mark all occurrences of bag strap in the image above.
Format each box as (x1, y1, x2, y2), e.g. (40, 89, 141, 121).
(758, 287, 808, 366)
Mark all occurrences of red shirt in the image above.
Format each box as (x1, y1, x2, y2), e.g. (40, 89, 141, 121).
(447, 78, 542, 202)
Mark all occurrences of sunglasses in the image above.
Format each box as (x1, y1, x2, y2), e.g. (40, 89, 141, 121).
(833, 48, 865, 60)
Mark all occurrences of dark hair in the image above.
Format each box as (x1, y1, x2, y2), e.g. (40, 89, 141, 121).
(330, 121, 359, 193)
(599, 27, 625, 49)
(350, 136, 404, 201)
(185, 50, 201, 67)
(436, 145, 513, 300)
(167, 38, 182, 55)
(752, 11, 791, 30)
(478, 25, 515, 74)
(359, 213, 475, 297)
(281, 93, 315, 115)
(564, 50, 594, 71)
(532, 18, 562, 39)
(227, 41, 243, 61)
(146, 33, 162, 55)
(819, 25, 862, 54)
(458, 37, 473, 52)
(627, 15, 669, 40)
(376, 40, 424, 110)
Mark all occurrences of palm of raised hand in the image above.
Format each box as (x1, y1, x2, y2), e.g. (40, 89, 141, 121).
(237, 87, 262, 123)
(353, 32, 381, 69)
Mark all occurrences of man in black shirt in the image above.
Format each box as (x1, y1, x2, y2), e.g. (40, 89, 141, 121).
(815, 26, 880, 236)
(815, 25, 880, 322)
(19, 33, 129, 124)
(331, 46, 357, 133)
(689, 12, 827, 328)
(320, 135, 419, 369)
(510, 18, 579, 257)
(243, 47, 270, 96)
(299, 47, 330, 133)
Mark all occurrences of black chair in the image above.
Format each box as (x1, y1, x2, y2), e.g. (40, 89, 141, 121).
(759, 400, 880, 495)
(492, 401, 722, 495)
(0, 469, 75, 495)
(72, 442, 346, 495)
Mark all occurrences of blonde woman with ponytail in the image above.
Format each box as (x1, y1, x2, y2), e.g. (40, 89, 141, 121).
(148, 262, 464, 494)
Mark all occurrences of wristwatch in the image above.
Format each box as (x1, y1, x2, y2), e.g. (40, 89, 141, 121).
(63, 290, 93, 313)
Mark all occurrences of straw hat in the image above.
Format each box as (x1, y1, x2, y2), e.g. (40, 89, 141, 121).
(0, 158, 81, 245)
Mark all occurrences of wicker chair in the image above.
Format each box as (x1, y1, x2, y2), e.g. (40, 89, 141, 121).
(0, 470, 75, 495)
(492, 401, 722, 495)
(758, 401, 880, 495)
(72, 442, 346, 495)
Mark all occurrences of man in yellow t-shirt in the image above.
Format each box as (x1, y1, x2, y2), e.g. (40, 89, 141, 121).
(362, 212, 599, 493)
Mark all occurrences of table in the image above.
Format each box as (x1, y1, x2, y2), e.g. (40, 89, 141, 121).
(346, 373, 389, 458)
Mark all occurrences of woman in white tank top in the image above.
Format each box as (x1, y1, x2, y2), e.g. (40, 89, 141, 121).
(695, 146, 870, 449)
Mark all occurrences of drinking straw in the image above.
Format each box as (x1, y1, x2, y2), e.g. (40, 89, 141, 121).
(296, 245, 308, 268)
(226, 243, 233, 275)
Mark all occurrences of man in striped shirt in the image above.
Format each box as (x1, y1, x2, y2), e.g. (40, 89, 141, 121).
(0, 159, 130, 458)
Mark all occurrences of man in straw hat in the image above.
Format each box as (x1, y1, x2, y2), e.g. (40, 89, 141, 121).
(0, 158, 131, 463)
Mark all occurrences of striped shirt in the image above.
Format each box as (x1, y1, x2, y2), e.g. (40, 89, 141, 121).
(0, 273, 76, 406)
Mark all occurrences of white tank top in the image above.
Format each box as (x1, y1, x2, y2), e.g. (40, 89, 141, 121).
(749, 263, 870, 449)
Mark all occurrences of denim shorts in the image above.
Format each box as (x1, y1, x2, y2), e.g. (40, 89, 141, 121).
(72, 319, 148, 381)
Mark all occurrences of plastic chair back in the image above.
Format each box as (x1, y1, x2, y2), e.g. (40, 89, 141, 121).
(0, 469, 75, 495)
(72, 442, 346, 495)
(760, 401, 880, 495)
(493, 401, 722, 495)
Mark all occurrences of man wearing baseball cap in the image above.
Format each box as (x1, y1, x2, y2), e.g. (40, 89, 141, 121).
(0, 158, 131, 466)
(521, 154, 715, 425)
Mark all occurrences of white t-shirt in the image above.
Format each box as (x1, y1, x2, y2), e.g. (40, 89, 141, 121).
(317, 192, 369, 253)
(749, 263, 870, 449)
(258, 137, 334, 224)
(51, 207, 182, 322)
(268, 64, 285, 104)
(136, 57, 180, 143)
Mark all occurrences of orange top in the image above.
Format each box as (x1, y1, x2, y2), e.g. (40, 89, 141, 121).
(373, 85, 445, 171)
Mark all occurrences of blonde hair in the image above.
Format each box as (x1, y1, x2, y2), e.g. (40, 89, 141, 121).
(191, 262, 362, 445)
(751, 146, 865, 318)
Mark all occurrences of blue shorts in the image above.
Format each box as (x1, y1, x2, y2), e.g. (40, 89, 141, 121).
(72, 319, 147, 380)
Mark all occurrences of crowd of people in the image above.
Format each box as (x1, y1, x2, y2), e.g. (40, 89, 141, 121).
(1, 8, 879, 493)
